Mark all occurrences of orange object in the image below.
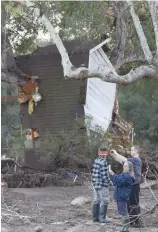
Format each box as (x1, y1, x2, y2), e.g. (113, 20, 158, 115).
(22, 79, 37, 95)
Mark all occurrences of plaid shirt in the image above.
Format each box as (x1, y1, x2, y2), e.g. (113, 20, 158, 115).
(92, 157, 112, 190)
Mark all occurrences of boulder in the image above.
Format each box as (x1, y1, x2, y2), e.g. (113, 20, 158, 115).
(71, 196, 91, 206)
(34, 226, 43, 232)
(1, 228, 9, 232)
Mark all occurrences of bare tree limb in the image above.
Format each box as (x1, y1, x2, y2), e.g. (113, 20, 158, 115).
(127, 1, 153, 63)
(65, 64, 156, 85)
(20, 1, 157, 86)
(148, 0, 158, 56)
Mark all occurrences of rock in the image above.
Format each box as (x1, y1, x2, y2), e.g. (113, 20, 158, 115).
(1, 181, 8, 189)
(1, 228, 9, 232)
(34, 226, 43, 232)
(51, 220, 68, 225)
(71, 196, 91, 206)
(23, 217, 30, 225)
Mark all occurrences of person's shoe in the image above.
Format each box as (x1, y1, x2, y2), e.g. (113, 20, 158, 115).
(93, 219, 99, 223)
(100, 218, 111, 223)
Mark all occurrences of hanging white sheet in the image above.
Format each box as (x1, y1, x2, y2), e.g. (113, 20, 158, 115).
(84, 40, 116, 132)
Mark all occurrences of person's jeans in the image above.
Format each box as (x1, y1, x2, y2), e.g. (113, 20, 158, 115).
(117, 201, 130, 231)
(117, 201, 128, 216)
(92, 187, 109, 221)
(93, 186, 109, 205)
(128, 184, 141, 224)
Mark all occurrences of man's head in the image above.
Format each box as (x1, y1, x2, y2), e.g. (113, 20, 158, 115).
(123, 161, 133, 173)
(98, 147, 109, 158)
(131, 145, 140, 157)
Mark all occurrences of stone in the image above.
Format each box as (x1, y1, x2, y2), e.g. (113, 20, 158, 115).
(71, 196, 91, 206)
(34, 226, 43, 232)
(23, 217, 30, 225)
(1, 228, 9, 232)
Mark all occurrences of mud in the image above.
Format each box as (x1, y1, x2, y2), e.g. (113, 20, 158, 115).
(1, 186, 158, 232)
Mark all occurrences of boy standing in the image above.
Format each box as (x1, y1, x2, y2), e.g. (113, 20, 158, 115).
(110, 146, 143, 227)
(110, 161, 135, 232)
(92, 147, 112, 223)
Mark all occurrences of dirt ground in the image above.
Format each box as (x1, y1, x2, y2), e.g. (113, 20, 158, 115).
(1, 185, 158, 232)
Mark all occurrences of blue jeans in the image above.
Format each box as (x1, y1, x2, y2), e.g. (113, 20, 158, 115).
(93, 187, 109, 206)
(117, 201, 128, 216)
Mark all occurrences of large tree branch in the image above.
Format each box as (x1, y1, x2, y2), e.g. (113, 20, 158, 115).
(148, 0, 158, 56)
(20, 1, 156, 86)
(127, 1, 153, 63)
(64, 65, 156, 85)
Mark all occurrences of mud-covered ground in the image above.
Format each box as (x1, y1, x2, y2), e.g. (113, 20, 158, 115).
(1, 185, 158, 232)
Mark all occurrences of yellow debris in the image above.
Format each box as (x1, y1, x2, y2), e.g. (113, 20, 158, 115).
(28, 98, 34, 115)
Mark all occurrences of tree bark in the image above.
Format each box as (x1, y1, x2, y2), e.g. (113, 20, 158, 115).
(1, 5, 18, 84)
(148, 0, 158, 56)
(111, 2, 128, 68)
(127, 1, 153, 63)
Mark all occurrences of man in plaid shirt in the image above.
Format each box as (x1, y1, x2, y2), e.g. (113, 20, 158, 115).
(92, 146, 112, 223)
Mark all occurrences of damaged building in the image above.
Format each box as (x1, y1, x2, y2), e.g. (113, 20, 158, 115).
(16, 40, 133, 168)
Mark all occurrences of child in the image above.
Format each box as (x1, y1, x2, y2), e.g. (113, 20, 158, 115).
(109, 161, 135, 232)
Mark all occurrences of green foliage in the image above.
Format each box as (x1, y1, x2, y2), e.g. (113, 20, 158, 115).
(40, 117, 109, 161)
(4, 1, 155, 56)
(1, 82, 22, 155)
(53, 2, 114, 41)
(36, 118, 108, 171)
(4, 1, 40, 55)
(118, 79, 158, 152)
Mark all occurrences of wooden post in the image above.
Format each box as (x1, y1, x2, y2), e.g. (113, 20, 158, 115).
(31, 128, 35, 149)
(131, 128, 134, 146)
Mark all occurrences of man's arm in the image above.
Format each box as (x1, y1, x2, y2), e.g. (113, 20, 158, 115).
(110, 150, 127, 164)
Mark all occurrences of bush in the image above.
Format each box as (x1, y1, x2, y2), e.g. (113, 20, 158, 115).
(39, 117, 110, 171)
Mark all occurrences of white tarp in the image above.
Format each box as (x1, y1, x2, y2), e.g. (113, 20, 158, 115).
(84, 42, 116, 132)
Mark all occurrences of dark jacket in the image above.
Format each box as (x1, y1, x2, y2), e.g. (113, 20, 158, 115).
(128, 157, 142, 185)
(112, 172, 135, 202)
